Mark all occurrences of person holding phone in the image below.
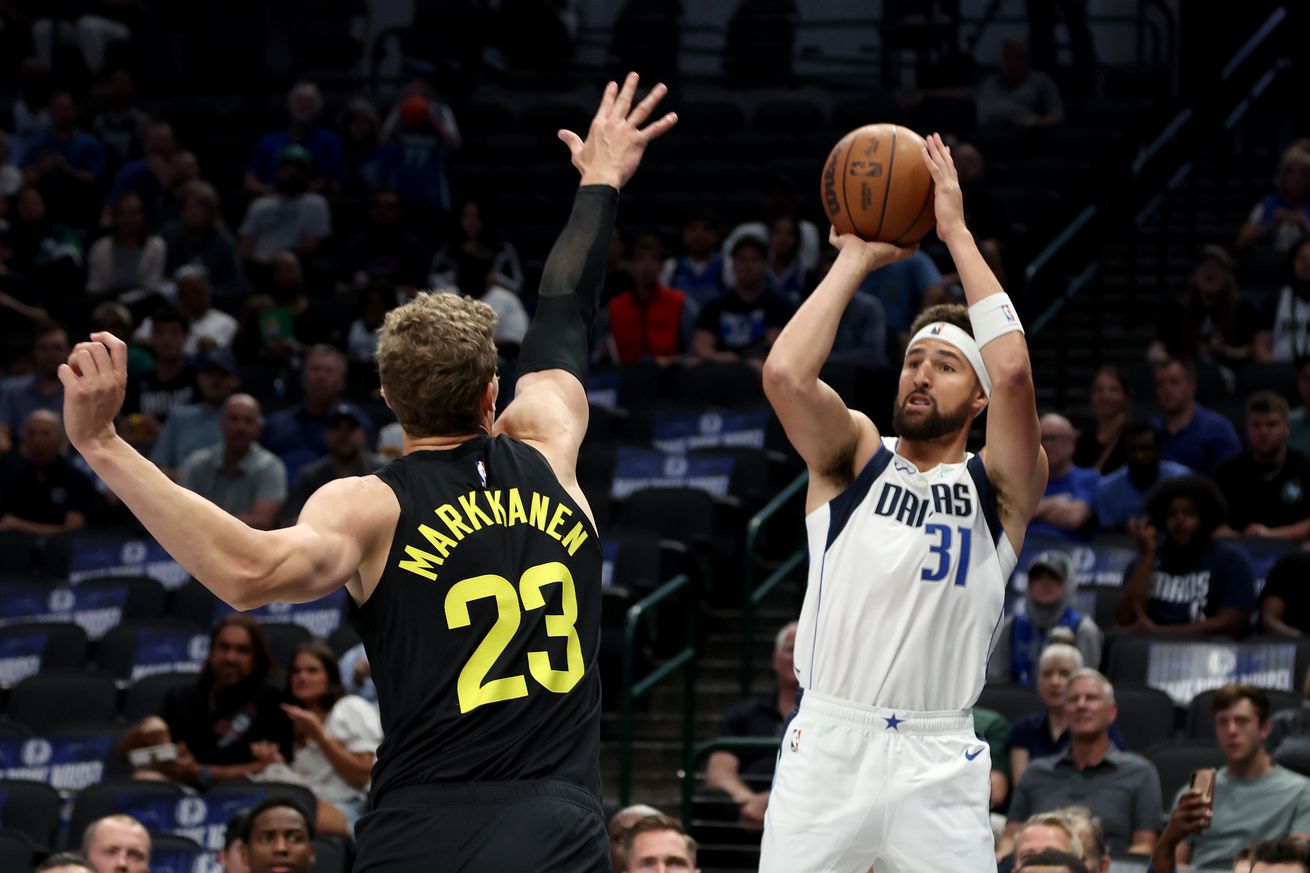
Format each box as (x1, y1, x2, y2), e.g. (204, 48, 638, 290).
(1150, 685, 1310, 872)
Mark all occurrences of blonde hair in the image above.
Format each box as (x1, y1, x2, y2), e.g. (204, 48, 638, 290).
(1017, 813, 1083, 860)
(1038, 643, 1084, 673)
(377, 291, 498, 437)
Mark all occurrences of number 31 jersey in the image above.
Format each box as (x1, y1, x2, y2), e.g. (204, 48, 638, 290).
(795, 437, 1017, 712)
(351, 434, 603, 805)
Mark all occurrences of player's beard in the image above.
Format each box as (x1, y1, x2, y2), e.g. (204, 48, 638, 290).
(892, 393, 973, 442)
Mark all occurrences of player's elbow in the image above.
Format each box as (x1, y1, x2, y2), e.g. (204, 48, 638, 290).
(987, 354, 1033, 393)
(762, 355, 806, 400)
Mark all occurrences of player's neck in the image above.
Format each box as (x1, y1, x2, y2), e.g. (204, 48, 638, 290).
(405, 432, 483, 453)
(896, 433, 969, 471)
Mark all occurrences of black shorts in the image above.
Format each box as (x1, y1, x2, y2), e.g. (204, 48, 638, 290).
(353, 779, 609, 873)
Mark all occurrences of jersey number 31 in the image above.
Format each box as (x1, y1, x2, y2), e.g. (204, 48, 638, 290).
(922, 523, 972, 587)
(445, 561, 584, 714)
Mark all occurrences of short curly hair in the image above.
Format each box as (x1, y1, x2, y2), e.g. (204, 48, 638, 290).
(1144, 474, 1228, 536)
(909, 303, 973, 339)
(377, 291, 498, 437)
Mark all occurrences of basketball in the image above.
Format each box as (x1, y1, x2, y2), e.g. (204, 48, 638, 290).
(820, 124, 936, 245)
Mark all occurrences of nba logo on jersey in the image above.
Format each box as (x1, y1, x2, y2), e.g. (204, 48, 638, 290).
(476, 460, 487, 487)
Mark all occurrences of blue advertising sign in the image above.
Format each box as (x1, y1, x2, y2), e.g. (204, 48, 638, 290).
(0, 632, 46, 684)
(123, 788, 292, 851)
(1147, 641, 1297, 705)
(0, 585, 127, 638)
(0, 733, 115, 790)
(651, 408, 769, 453)
(69, 535, 189, 589)
(586, 372, 620, 410)
(215, 588, 348, 637)
(610, 447, 735, 500)
(1010, 536, 1137, 590)
(131, 627, 210, 680)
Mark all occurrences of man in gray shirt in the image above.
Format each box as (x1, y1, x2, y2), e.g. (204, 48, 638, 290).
(180, 393, 286, 529)
(1156, 685, 1310, 871)
(1001, 669, 1162, 859)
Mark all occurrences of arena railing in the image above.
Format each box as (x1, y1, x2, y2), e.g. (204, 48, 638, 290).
(619, 573, 699, 806)
(680, 736, 785, 828)
(741, 472, 809, 698)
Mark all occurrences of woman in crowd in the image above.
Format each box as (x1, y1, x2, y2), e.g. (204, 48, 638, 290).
(1152, 246, 1257, 370)
(86, 191, 166, 298)
(429, 198, 523, 295)
(1073, 365, 1131, 473)
(1238, 145, 1310, 254)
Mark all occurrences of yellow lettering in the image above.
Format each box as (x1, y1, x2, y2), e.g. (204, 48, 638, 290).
(546, 503, 572, 541)
(507, 488, 528, 526)
(436, 504, 473, 540)
(560, 522, 590, 556)
(530, 492, 551, 531)
(418, 523, 458, 558)
(484, 490, 507, 525)
(459, 492, 494, 530)
(398, 545, 442, 580)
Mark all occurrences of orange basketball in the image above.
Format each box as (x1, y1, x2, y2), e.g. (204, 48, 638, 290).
(819, 124, 936, 245)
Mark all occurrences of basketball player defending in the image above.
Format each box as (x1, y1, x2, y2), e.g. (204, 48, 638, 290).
(759, 134, 1046, 873)
(57, 74, 675, 873)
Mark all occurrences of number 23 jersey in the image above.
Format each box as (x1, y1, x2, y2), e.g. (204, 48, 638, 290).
(350, 434, 603, 803)
(795, 437, 1016, 712)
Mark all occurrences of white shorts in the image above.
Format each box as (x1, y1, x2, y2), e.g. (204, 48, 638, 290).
(759, 690, 997, 873)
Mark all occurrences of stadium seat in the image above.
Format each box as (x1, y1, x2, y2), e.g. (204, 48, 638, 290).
(1185, 688, 1302, 741)
(75, 576, 168, 621)
(327, 623, 362, 657)
(204, 781, 319, 828)
(618, 488, 741, 554)
(668, 362, 764, 407)
(261, 622, 313, 671)
(122, 671, 200, 723)
(605, 532, 690, 597)
(673, 100, 748, 138)
(1145, 741, 1226, 804)
(96, 621, 209, 681)
(1106, 634, 1205, 686)
(68, 779, 188, 848)
(976, 685, 1044, 724)
(752, 99, 825, 134)
(0, 779, 62, 849)
(5, 672, 119, 733)
(149, 833, 205, 873)
(690, 446, 789, 506)
(312, 835, 351, 873)
(1113, 685, 1177, 752)
(1275, 736, 1310, 778)
(169, 579, 223, 628)
(0, 828, 33, 871)
(0, 622, 90, 684)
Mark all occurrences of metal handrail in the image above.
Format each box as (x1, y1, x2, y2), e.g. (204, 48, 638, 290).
(741, 472, 808, 697)
(680, 736, 784, 828)
(619, 573, 698, 806)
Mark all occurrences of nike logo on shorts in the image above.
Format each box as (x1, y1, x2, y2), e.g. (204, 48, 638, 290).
(964, 746, 985, 761)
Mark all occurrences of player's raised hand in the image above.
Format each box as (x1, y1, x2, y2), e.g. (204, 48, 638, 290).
(59, 331, 128, 453)
(559, 72, 678, 190)
(828, 226, 916, 274)
(922, 132, 967, 240)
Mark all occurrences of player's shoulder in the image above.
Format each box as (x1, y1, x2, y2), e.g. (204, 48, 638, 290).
(302, 474, 399, 532)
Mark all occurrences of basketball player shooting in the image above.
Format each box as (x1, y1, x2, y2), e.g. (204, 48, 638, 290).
(758, 134, 1046, 872)
(57, 73, 675, 873)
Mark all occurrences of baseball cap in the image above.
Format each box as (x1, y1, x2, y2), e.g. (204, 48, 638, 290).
(1027, 551, 1072, 583)
(195, 348, 237, 375)
(326, 403, 365, 427)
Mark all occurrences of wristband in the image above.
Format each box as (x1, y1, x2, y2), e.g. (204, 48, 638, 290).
(968, 293, 1024, 349)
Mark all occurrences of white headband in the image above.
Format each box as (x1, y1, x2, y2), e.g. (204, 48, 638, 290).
(906, 322, 992, 397)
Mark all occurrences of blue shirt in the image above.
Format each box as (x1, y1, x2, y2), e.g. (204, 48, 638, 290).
(107, 158, 162, 207)
(1153, 405, 1242, 474)
(151, 403, 222, 470)
(23, 130, 107, 179)
(1095, 461, 1191, 530)
(379, 132, 451, 212)
(1126, 540, 1258, 627)
(261, 403, 375, 482)
(248, 127, 348, 186)
(0, 374, 63, 437)
(856, 250, 942, 334)
(1027, 465, 1100, 542)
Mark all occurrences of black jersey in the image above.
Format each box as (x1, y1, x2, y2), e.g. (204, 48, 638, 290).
(351, 434, 603, 804)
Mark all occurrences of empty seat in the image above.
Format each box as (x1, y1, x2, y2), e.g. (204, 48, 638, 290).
(68, 779, 188, 847)
(149, 833, 204, 873)
(604, 532, 690, 597)
(170, 579, 223, 628)
(0, 780, 62, 848)
(327, 623, 362, 657)
(668, 362, 764, 407)
(76, 575, 168, 622)
(1145, 741, 1226, 803)
(312, 836, 350, 873)
(1113, 685, 1177, 752)
(690, 447, 787, 507)
(205, 781, 319, 830)
(0, 622, 89, 685)
(6, 672, 119, 733)
(1275, 736, 1310, 779)
(261, 622, 313, 671)
(0, 828, 33, 871)
(122, 671, 200, 722)
(976, 685, 1044, 724)
(96, 621, 209, 681)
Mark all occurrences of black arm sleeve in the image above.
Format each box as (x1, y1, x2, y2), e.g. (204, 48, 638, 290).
(517, 185, 619, 383)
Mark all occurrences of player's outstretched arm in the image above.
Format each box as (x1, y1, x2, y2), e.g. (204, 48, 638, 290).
(763, 230, 912, 502)
(498, 73, 676, 477)
(61, 333, 393, 610)
(923, 133, 1045, 537)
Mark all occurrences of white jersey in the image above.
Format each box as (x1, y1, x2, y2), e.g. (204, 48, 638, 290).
(795, 437, 1016, 712)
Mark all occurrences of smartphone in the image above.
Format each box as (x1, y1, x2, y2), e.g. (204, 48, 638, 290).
(128, 743, 179, 768)
(1190, 767, 1216, 808)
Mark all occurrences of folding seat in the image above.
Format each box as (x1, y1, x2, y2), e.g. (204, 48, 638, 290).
(689, 446, 788, 508)
(604, 532, 690, 598)
(0, 622, 89, 685)
(668, 362, 764, 408)
(1112, 684, 1178, 752)
(976, 684, 1044, 724)
(327, 623, 362, 658)
(312, 836, 351, 873)
(618, 487, 740, 555)
(122, 672, 199, 723)
(96, 622, 209, 682)
(0, 828, 33, 871)
(75, 576, 168, 622)
(610, 446, 736, 502)
(6, 726, 126, 791)
(5, 672, 119, 734)
(261, 623, 313, 671)
(204, 781, 319, 831)
(1146, 740, 1226, 803)
(0, 780, 62, 849)
(68, 779, 188, 847)
(169, 579, 224, 628)
(1276, 736, 1310, 779)
(148, 833, 205, 873)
